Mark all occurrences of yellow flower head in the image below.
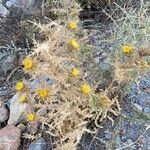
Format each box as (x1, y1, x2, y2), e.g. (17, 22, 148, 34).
(16, 81, 25, 91)
(19, 95, 27, 103)
(22, 59, 33, 70)
(122, 44, 134, 54)
(69, 39, 80, 50)
(38, 88, 49, 99)
(68, 22, 77, 30)
(71, 67, 80, 77)
(26, 113, 37, 122)
(81, 83, 91, 95)
(140, 60, 149, 68)
(99, 96, 111, 108)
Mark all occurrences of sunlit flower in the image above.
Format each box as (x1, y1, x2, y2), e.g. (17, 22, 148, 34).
(140, 60, 149, 68)
(22, 59, 33, 70)
(122, 44, 134, 54)
(38, 88, 49, 99)
(19, 95, 27, 103)
(16, 81, 25, 91)
(99, 96, 111, 107)
(71, 67, 80, 77)
(68, 22, 77, 30)
(26, 113, 37, 122)
(81, 83, 91, 95)
(69, 39, 80, 50)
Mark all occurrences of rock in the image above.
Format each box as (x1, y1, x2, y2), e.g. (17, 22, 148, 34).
(17, 123, 26, 132)
(119, 128, 126, 135)
(0, 3, 9, 17)
(28, 138, 47, 150)
(8, 93, 32, 125)
(139, 76, 150, 91)
(6, 0, 41, 15)
(132, 103, 143, 112)
(104, 131, 112, 140)
(143, 107, 150, 113)
(0, 101, 8, 123)
(0, 125, 21, 150)
(2, 55, 17, 74)
(27, 121, 39, 134)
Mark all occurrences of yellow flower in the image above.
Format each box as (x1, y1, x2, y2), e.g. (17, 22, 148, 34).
(22, 59, 33, 70)
(19, 95, 27, 103)
(68, 22, 77, 30)
(81, 83, 91, 95)
(71, 68, 80, 77)
(99, 96, 111, 107)
(38, 88, 49, 99)
(69, 39, 80, 50)
(16, 81, 25, 91)
(140, 60, 149, 68)
(26, 113, 37, 122)
(122, 45, 134, 54)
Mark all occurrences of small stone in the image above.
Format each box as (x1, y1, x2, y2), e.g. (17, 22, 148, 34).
(28, 138, 47, 150)
(0, 4, 10, 17)
(8, 93, 32, 125)
(0, 101, 8, 123)
(119, 128, 126, 135)
(2, 55, 17, 74)
(27, 121, 39, 134)
(104, 131, 112, 140)
(0, 125, 21, 150)
(138, 136, 145, 144)
(132, 103, 143, 112)
(17, 123, 26, 132)
(6, 0, 41, 15)
(143, 107, 150, 113)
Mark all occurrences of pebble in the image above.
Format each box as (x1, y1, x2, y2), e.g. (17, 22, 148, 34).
(0, 3, 9, 17)
(104, 131, 112, 140)
(132, 103, 143, 112)
(6, 0, 41, 15)
(0, 125, 21, 150)
(8, 93, 32, 125)
(2, 55, 17, 74)
(28, 138, 47, 150)
(0, 101, 8, 123)
(143, 107, 150, 113)
(27, 121, 39, 134)
(17, 123, 26, 132)
(119, 128, 126, 135)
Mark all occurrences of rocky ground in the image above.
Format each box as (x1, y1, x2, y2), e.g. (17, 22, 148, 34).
(0, 0, 150, 150)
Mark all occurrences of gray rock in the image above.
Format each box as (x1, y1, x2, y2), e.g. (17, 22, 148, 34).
(0, 101, 8, 123)
(0, 125, 21, 150)
(8, 93, 32, 125)
(28, 138, 47, 150)
(6, 0, 41, 15)
(0, 3, 9, 17)
(2, 55, 17, 74)
(132, 103, 143, 112)
(17, 123, 26, 132)
(119, 128, 126, 135)
(104, 131, 112, 140)
(27, 121, 39, 134)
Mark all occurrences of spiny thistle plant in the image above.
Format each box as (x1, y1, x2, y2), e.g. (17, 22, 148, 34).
(106, 1, 150, 84)
(14, 0, 150, 149)
(16, 0, 95, 148)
